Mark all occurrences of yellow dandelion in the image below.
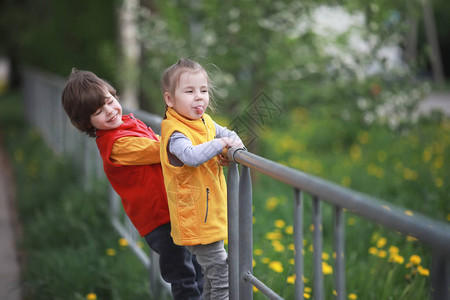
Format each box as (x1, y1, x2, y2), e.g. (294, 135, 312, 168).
(347, 217, 356, 226)
(288, 243, 295, 251)
(86, 293, 97, 300)
(119, 238, 128, 247)
(285, 225, 294, 235)
(388, 246, 399, 254)
(417, 266, 430, 276)
(423, 148, 432, 163)
(305, 287, 312, 293)
(272, 240, 285, 252)
(376, 237, 387, 248)
(322, 252, 330, 261)
(266, 197, 280, 211)
(262, 257, 270, 264)
(289, 259, 295, 265)
(447, 213, 450, 222)
(377, 250, 387, 258)
(433, 156, 444, 169)
(269, 261, 284, 273)
(322, 261, 333, 275)
(254, 249, 263, 256)
(368, 247, 378, 255)
(348, 293, 358, 299)
(253, 286, 259, 293)
(403, 168, 418, 181)
(350, 144, 362, 161)
(266, 231, 282, 241)
(304, 293, 311, 299)
(409, 255, 421, 266)
(393, 255, 404, 264)
(253, 259, 256, 267)
(106, 248, 116, 256)
(274, 219, 286, 228)
(287, 275, 296, 284)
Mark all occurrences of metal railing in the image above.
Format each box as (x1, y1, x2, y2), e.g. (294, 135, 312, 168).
(225, 146, 450, 300)
(21, 68, 450, 299)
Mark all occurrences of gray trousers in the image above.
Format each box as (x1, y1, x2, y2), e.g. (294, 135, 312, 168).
(187, 241, 229, 300)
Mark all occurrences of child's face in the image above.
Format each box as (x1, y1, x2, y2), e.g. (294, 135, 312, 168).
(165, 70, 209, 120)
(90, 90, 123, 131)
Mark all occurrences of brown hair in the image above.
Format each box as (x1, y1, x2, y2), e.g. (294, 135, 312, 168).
(161, 58, 217, 117)
(61, 68, 117, 137)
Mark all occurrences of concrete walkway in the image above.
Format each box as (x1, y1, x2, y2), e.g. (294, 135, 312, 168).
(0, 133, 22, 300)
(417, 92, 450, 116)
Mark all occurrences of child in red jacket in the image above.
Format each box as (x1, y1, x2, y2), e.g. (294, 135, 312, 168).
(61, 68, 203, 299)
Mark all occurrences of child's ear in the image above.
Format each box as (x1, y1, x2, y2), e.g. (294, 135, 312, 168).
(164, 92, 174, 107)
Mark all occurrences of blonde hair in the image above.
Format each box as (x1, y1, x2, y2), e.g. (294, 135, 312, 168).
(161, 58, 217, 117)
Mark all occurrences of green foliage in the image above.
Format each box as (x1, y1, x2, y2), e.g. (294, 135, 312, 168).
(0, 0, 118, 82)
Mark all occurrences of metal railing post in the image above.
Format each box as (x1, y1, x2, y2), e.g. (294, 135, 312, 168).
(334, 206, 346, 300)
(431, 252, 450, 300)
(150, 250, 161, 299)
(239, 165, 253, 299)
(312, 196, 324, 300)
(294, 188, 304, 300)
(227, 162, 240, 300)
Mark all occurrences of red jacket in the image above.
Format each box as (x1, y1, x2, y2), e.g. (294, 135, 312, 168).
(96, 114, 170, 236)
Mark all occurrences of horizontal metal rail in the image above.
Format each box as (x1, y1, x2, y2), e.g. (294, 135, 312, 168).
(228, 148, 450, 253)
(227, 146, 450, 300)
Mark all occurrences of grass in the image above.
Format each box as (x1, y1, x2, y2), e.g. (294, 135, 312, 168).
(1, 89, 449, 299)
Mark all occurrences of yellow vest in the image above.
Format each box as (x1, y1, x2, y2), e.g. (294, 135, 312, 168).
(160, 107, 227, 245)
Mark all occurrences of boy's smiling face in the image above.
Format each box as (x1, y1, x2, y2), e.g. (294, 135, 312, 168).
(90, 90, 123, 131)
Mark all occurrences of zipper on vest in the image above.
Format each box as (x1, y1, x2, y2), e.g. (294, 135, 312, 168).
(201, 117, 209, 139)
(202, 117, 222, 185)
(204, 188, 210, 223)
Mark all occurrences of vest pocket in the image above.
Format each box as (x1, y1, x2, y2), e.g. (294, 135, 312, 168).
(204, 188, 210, 223)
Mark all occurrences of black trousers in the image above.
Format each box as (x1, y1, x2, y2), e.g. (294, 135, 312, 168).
(145, 223, 204, 300)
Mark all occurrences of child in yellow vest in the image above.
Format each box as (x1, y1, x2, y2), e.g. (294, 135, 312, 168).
(160, 58, 244, 300)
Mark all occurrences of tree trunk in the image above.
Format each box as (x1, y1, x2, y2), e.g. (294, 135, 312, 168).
(117, 0, 141, 109)
(421, 0, 445, 84)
